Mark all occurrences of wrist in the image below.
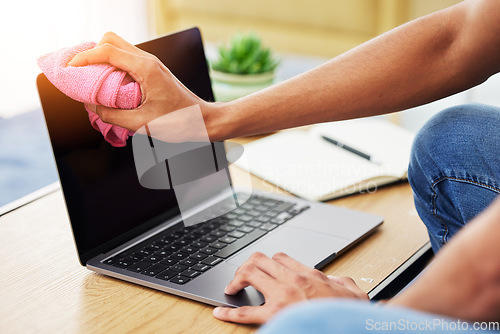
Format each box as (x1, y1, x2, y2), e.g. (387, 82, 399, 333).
(202, 100, 239, 141)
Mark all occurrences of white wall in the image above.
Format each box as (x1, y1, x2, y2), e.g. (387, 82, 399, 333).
(0, 0, 153, 118)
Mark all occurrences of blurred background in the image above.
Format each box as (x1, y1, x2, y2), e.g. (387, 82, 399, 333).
(2, 0, 499, 208)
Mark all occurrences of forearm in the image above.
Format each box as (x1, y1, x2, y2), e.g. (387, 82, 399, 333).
(389, 196, 500, 321)
(208, 1, 496, 140)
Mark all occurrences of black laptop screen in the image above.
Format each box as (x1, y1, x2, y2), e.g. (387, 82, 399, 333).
(37, 28, 223, 265)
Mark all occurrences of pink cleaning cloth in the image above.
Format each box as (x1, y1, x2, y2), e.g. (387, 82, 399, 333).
(37, 42, 141, 147)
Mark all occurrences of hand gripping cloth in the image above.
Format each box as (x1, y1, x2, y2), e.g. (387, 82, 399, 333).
(38, 42, 141, 147)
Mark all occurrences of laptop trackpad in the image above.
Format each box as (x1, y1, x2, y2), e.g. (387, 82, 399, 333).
(226, 226, 348, 268)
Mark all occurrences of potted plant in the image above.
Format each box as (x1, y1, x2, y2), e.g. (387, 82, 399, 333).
(210, 32, 279, 101)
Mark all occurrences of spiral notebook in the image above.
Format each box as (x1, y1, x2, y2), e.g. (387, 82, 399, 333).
(235, 119, 415, 201)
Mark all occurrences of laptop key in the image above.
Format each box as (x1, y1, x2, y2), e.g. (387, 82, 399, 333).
(238, 215, 253, 222)
(210, 241, 227, 249)
(274, 212, 293, 221)
(246, 210, 261, 217)
(200, 235, 218, 243)
(143, 255, 164, 263)
(136, 249, 153, 257)
(154, 249, 172, 257)
(191, 263, 211, 272)
(160, 257, 179, 266)
(166, 244, 181, 252)
(191, 241, 208, 249)
(179, 258, 197, 266)
(237, 226, 254, 233)
(228, 231, 245, 238)
(264, 210, 280, 217)
(201, 256, 223, 266)
(189, 252, 208, 261)
(172, 252, 189, 260)
(145, 243, 162, 251)
(228, 220, 244, 227)
(210, 230, 226, 237)
(254, 205, 268, 212)
(194, 227, 211, 235)
(183, 234, 199, 241)
(288, 204, 310, 215)
(155, 269, 177, 281)
(180, 269, 201, 278)
(157, 238, 174, 245)
(215, 229, 267, 259)
(127, 261, 152, 273)
(249, 198, 262, 205)
(224, 213, 238, 219)
(260, 199, 279, 207)
(170, 264, 188, 272)
(219, 236, 236, 244)
(169, 276, 191, 285)
(123, 254, 141, 262)
(174, 239, 190, 247)
(241, 203, 255, 210)
(199, 247, 218, 255)
(219, 224, 235, 232)
(113, 260, 133, 268)
(272, 202, 295, 212)
(233, 208, 245, 215)
(247, 221, 263, 228)
(142, 264, 169, 276)
(260, 223, 278, 231)
(181, 246, 197, 254)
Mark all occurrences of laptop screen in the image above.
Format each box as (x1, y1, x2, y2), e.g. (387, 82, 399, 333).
(37, 28, 225, 265)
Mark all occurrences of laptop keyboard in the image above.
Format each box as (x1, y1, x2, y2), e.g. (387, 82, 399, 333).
(102, 194, 310, 285)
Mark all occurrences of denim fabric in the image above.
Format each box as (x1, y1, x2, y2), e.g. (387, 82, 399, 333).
(408, 104, 500, 253)
(258, 299, 498, 334)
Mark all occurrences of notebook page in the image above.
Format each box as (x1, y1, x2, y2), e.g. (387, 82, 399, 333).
(310, 119, 415, 178)
(236, 130, 384, 200)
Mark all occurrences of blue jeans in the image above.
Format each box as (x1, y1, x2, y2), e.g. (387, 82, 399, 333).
(258, 300, 499, 334)
(259, 105, 500, 333)
(408, 104, 500, 253)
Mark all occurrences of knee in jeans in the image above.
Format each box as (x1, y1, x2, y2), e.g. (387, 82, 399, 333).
(407, 108, 453, 189)
(408, 104, 491, 185)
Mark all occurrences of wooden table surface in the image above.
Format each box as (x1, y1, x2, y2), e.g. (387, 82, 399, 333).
(0, 136, 429, 334)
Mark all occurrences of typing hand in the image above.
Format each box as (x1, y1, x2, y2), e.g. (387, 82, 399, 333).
(68, 32, 215, 142)
(213, 252, 368, 324)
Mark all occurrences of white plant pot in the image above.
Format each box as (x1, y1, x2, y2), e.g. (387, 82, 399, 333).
(210, 70, 275, 102)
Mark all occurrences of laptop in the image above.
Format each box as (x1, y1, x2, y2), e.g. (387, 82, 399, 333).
(36, 27, 383, 307)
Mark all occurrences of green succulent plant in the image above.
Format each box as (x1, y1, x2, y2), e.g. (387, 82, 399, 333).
(211, 32, 279, 75)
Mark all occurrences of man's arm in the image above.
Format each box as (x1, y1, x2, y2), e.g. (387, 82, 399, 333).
(70, 0, 500, 141)
(389, 196, 500, 321)
(215, 0, 500, 139)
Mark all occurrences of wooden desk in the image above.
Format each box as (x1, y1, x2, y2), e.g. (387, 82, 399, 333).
(0, 156, 429, 333)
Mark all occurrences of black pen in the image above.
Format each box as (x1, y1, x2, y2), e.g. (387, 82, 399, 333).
(321, 135, 383, 165)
